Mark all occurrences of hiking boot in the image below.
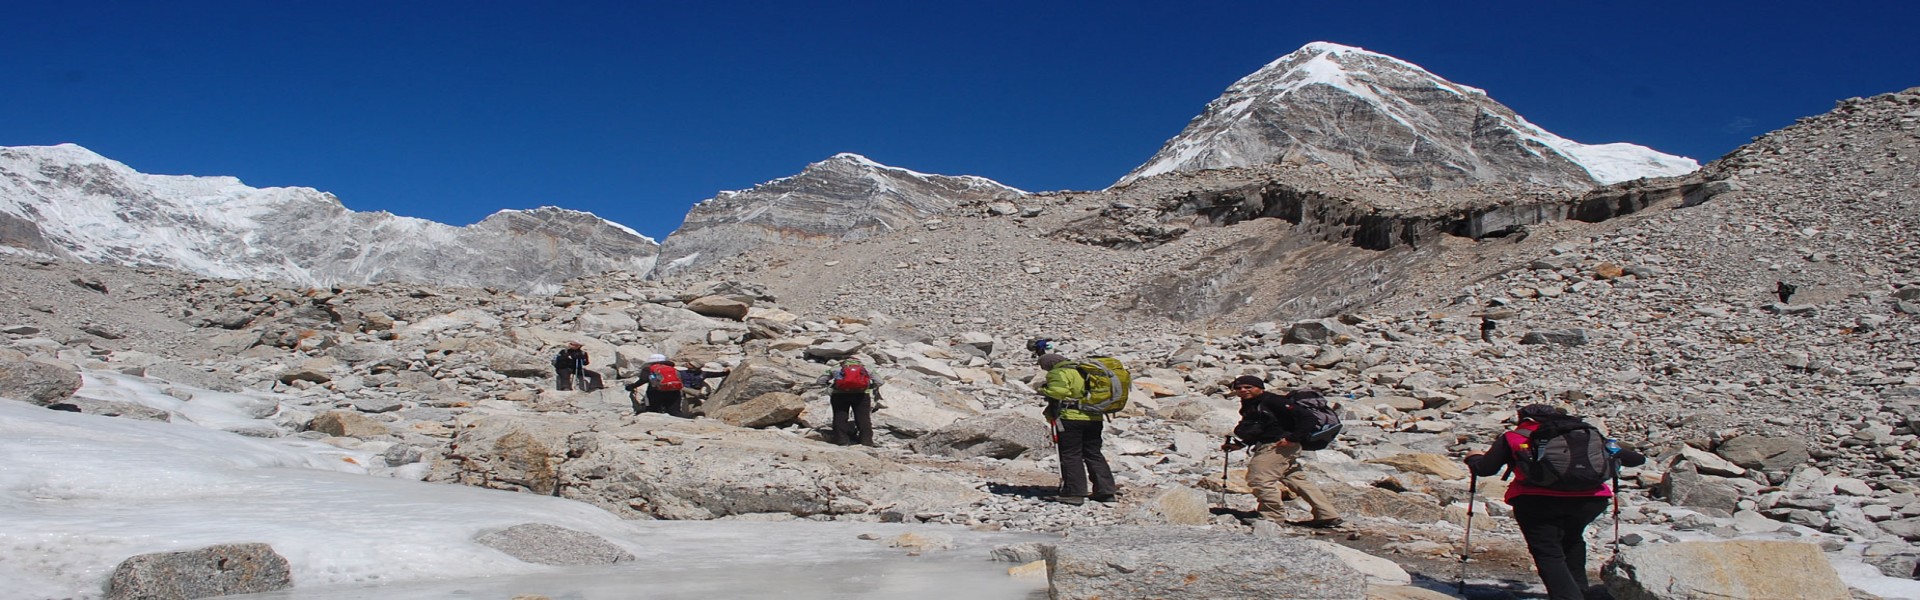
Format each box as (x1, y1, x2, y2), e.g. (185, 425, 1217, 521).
(1044, 495, 1087, 506)
(1290, 517, 1344, 529)
(1090, 493, 1117, 503)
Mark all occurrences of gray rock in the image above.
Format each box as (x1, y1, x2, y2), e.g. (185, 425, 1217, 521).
(702, 357, 813, 416)
(1716, 435, 1810, 471)
(63, 398, 173, 422)
(907, 412, 1051, 459)
(0, 357, 82, 406)
(1602, 540, 1849, 600)
(474, 523, 634, 565)
(1120, 486, 1213, 526)
(991, 541, 1050, 563)
(803, 340, 865, 360)
(106, 543, 292, 600)
(351, 397, 403, 413)
(139, 363, 243, 393)
(1520, 329, 1590, 346)
(1661, 462, 1759, 517)
(685, 296, 752, 321)
(306, 410, 389, 439)
(277, 356, 339, 384)
(1283, 319, 1358, 345)
(557, 418, 988, 520)
(709, 391, 806, 428)
(1878, 517, 1920, 542)
(1046, 526, 1364, 600)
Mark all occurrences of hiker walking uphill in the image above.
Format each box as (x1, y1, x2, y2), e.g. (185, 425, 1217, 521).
(813, 359, 883, 446)
(1221, 376, 1344, 528)
(552, 342, 602, 391)
(624, 354, 691, 418)
(1464, 404, 1645, 600)
(1036, 352, 1119, 506)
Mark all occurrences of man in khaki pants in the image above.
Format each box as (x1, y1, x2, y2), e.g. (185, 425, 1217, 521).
(1223, 375, 1343, 528)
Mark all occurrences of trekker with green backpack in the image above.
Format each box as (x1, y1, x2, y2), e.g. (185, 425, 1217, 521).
(1036, 352, 1120, 506)
(1464, 404, 1645, 600)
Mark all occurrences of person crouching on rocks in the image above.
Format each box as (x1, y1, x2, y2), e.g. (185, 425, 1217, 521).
(1037, 352, 1118, 506)
(1221, 375, 1343, 528)
(625, 354, 691, 418)
(1464, 404, 1645, 600)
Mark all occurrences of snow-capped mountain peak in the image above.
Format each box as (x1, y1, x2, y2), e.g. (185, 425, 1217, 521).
(1117, 42, 1697, 188)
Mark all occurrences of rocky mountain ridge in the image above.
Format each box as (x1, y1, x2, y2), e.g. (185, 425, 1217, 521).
(0, 144, 659, 294)
(653, 153, 1027, 277)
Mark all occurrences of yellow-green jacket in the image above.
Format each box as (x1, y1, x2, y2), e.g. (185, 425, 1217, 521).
(1040, 363, 1102, 422)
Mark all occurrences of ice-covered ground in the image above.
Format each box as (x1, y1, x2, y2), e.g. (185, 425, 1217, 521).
(0, 374, 1048, 600)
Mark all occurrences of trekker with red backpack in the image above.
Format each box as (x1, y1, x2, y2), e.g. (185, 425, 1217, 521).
(1464, 404, 1645, 600)
(625, 354, 691, 417)
(814, 358, 883, 446)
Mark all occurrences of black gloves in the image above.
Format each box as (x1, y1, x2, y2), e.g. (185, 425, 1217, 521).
(1221, 436, 1245, 452)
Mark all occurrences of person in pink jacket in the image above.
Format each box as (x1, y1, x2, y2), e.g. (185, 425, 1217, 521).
(1464, 404, 1645, 600)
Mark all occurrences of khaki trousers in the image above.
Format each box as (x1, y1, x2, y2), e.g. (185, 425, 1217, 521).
(1246, 442, 1341, 521)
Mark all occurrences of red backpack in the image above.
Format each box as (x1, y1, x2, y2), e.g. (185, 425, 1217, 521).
(647, 363, 684, 392)
(832, 364, 872, 392)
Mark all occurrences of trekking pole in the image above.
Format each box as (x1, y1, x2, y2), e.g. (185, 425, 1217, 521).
(574, 357, 587, 391)
(1217, 437, 1231, 509)
(1611, 469, 1623, 557)
(1458, 474, 1479, 595)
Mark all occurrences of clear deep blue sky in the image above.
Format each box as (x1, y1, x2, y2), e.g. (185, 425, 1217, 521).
(4, 2, 1916, 240)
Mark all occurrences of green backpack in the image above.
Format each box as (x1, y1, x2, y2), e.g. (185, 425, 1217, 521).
(1072, 357, 1132, 414)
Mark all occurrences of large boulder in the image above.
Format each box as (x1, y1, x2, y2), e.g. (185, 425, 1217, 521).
(444, 414, 594, 495)
(105, 543, 292, 600)
(907, 412, 1051, 459)
(0, 356, 82, 406)
(709, 391, 806, 428)
(557, 417, 988, 520)
(1715, 435, 1810, 472)
(1046, 526, 1364, 599)
(1660, 462, 1762, 517)
(1602, 540, 1848, 600)
(702, 357, 813, 416)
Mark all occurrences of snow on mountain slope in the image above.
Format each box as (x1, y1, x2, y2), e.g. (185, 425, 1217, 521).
(0, 144, 656, 292)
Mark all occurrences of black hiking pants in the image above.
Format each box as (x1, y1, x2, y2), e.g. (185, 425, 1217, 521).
(555, 368, 602, 391)
(1056, 419, 1117, 498)
(829, 391, 873, 446)
(1509, 495, 1610, 600)
(634, 389, 688, 418)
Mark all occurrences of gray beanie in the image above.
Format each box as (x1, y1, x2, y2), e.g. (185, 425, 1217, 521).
(1038, 353, 1068, 370)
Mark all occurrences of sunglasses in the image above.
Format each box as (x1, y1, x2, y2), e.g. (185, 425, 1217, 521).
(1232, 385, 1261, 390)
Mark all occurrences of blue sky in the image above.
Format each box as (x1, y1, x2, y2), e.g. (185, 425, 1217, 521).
(5, 2, 1916, 240)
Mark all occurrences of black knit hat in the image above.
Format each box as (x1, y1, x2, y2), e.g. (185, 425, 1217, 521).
(1516, 403, 1564, 421)
(1230, 375, 1266, 389)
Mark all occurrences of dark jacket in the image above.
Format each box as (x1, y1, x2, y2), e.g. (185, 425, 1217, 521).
(1232, 391, 1308, 445)
(553, 348, 589, 369)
